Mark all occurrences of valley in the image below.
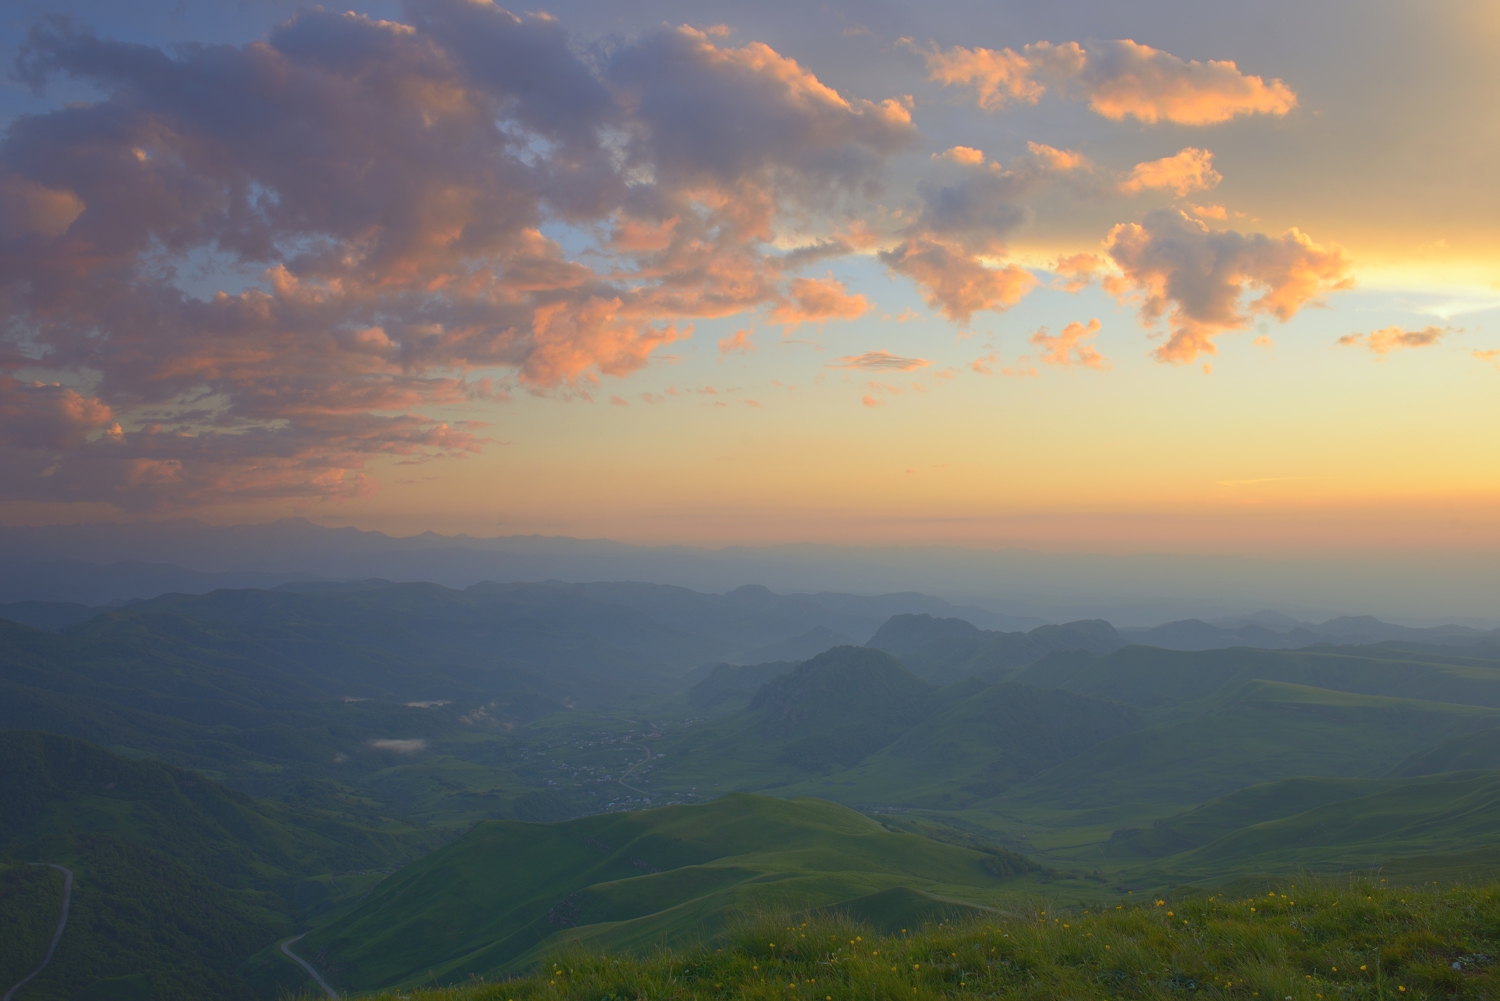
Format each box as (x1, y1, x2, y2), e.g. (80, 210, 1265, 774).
(3, 580, 1500, 997)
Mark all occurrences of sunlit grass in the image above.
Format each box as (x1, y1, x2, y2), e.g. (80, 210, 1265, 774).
(323, 878, 1500, 1001)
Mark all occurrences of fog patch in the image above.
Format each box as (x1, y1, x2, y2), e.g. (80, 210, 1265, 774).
(368, 738, 427, 754)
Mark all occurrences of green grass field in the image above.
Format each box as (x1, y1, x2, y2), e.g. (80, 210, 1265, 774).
(325, 879, 1500, 1001)
(299, 794, 1113, 992)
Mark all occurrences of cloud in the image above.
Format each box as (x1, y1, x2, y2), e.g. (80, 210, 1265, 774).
(1051, 252, 1107, 292)
(1119, 148, 1222, 196)
(1106, 209, 1352, 363)
(1030, 319, 1109, 369)
(368, 738, 427, 754)
(0, 7, 913, 510)
(769, 277, 869, 330)
(0, 378, 118, 449)
(881, 239, 1035, 324)
(830, 350, 930, 371)
(935, 145, 987, 166)
(718, 329, 755, 356)
(1025, 141, 1089, 172)
(923, 39, 1297, 124)
(861, 394, 885, 407)
(1476, 349, 1500, 368)
(1339, 325, 1456, 354)
(875, 142, 1077, 324)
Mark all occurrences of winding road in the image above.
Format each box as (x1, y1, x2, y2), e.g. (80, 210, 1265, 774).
(280, 933, 339, 999)
(3, 863, 74, 1001)
(618, 745, 653, 796)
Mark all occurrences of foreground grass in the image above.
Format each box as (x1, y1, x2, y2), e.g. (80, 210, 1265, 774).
(326, 880, 1499, 1001)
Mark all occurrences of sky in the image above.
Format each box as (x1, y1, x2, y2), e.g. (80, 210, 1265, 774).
(1, 0, 1497, 555)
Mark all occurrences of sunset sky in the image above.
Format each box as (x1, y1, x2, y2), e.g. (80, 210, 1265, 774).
(1, 0, 1497, 553)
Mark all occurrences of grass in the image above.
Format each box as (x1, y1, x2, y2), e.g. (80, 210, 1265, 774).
(298, 794, 1113, 992)
(324, 878, 1500, 1001)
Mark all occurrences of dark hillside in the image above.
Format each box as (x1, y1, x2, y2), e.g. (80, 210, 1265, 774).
(687, 661, 796, 712)
(870, 614, 1122, 684)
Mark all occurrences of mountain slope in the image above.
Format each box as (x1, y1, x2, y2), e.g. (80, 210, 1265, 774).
(779, 682, 1141, 809)
(1007, 680, 1500, 819)
(869, 615, 1123, 685)
(1135, 770, 1500, 881)
(654, 646, 935, 792)
(300, 793, 1064, 992)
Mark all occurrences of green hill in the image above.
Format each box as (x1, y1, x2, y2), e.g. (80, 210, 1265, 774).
(300, 793, 1100, 992)
(1015, 643, 1500, 709)
(0, 730, 428, 1000)
(349, 880, 1500, 1001)
(1003, 680, 1500, 823)
(657, 647, 935, 791)
(1135, 770, 1500, 882)
(1390, 727, 1500, 776)
(686, 661, 797, 713)
(778, 682, 1141, 809)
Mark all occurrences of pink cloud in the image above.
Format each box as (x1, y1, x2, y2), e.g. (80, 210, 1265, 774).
(1339, 326, 1456, 354)
(718, 329, 755, 356)
(1119, 148, 1222, 196)
(881, 239, 1035, 324)
(830, 351, 930, 371)
(1106, 209, 1352, 363)
(770, 277, 869, 331)
(1030, 319, 1109, 369)
(0, 7, 914, 509)
(923, 39, 1297, 124)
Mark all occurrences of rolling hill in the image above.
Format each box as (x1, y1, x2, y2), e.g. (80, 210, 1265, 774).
(299, 793, 1096, 992)
(1128, 770, 1500, 883)
(1005, 680, 1500, 820)
(0, 730, 426, 1000)
(656, 647, 935, 790)
(777, 682, 1141, 809)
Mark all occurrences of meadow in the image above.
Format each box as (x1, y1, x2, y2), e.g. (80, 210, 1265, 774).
(328, 879, 1500, 1001)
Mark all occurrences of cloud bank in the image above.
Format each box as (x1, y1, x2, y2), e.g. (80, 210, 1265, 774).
(0, 5, 912, 508)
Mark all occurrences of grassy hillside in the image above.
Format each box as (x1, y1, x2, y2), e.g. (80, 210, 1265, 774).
(299, 794, 1106, 992)
(777, 682, 1141, 809)
(1016, 644, 1500, 710)
(346, 880, 1500, 1001)
(1134, 770, 1500, 882)
(657, 647, 935, 791)
(0, 731, 426, 999)
(1004, 681, 1500, 822)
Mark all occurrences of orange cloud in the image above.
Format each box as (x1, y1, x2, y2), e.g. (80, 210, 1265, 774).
(830, 351, 930, 371)
(923, 39, 1296, 124)
(861, 394, 885, 408)
(1475, 348, 1500, 368)
(0, 378, 117, 449)
(770, 277, 870, 330)
(1107, 209, 1352, 363)
(1052, 252, 1107, 292)
(1339, 325, 1456, 354)
(1025, 141, 1088, 172)
(935, 145, 987, 165)
(1030, 319, 1109, 369)
(718, 329, 755, 356)
(881, 238, 1036, 324)
(1120, 148, 1222, 196)
(0, 175, 85, 240)
(0, 10, 916, 510)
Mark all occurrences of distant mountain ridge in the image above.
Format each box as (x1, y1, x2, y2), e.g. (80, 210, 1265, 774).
(869, 614, 1125, 684)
